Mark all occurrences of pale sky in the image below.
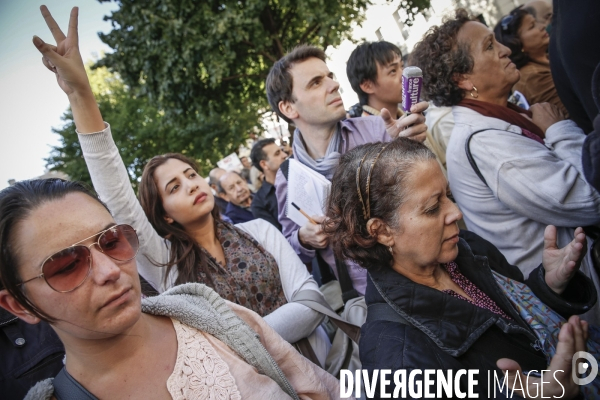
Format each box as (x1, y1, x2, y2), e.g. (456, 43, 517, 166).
(0, 0, 118, 190)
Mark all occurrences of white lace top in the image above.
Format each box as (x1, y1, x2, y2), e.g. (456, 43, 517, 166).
(167, 319, 242, 400)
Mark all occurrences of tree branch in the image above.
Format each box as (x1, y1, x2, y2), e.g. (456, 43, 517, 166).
(263, 6, 285, 57)
(241, 40, 277, 63)
(259, 51, 277, 63)
(280, 6, 297, 35)
(299, 22, 321, 45)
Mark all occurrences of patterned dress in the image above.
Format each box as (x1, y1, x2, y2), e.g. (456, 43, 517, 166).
(196, 221, 287, 317)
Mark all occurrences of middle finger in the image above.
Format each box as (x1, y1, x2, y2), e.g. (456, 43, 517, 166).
(400, 123, 428, 140)
(398, 113, 420, 129)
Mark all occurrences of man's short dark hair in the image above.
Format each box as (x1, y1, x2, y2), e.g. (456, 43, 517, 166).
(250, 138, 277, 173)
(266, 45, 327, 124)
(346, 41, 402, 106)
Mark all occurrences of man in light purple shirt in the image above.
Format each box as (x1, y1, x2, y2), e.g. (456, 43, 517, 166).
(266, 44, 429, 295)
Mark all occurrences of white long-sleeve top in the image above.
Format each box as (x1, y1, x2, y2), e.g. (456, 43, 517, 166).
(77, 123, 324, 344)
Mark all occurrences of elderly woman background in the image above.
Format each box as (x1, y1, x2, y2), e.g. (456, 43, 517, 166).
(494, 6, 567, 116)
(324, 138, 596, 398)
(411, 9, 600, 324)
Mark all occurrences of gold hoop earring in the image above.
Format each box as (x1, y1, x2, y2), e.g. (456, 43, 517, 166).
(470, 86, 479, 98)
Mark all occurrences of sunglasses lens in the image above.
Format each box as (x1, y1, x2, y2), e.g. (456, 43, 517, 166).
(39, 225, 138, 292)
(42, 247, 91, 292)
(98, 225, 139, 261)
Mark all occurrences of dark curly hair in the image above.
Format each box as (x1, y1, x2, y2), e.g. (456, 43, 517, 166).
(410, 9, 474, 107)
(493, 7, 532, 69)
(324, 139, 435, 270)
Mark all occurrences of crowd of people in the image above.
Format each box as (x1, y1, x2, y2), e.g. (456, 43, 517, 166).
(1, 1, 599, 399)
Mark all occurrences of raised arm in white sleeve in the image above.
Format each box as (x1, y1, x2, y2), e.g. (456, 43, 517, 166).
(78, 124, 175, 292)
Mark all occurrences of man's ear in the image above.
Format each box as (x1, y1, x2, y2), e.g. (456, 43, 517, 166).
(366, 218, 395, 247)
(217, 191, 230, 202)
(278, 100, 299, 122)
(0, 290, 41, 325)
(359, 79, 376, 95)
(259, 159, 269, 173)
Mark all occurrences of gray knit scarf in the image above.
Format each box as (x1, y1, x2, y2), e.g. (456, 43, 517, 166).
(293, 124, 342, 180)
(143, 283, 298, 399)
(24, 283, 299, 400)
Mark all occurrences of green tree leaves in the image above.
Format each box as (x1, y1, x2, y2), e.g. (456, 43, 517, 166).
(94, 0, 380, 172)
(46, 64, 170, 191)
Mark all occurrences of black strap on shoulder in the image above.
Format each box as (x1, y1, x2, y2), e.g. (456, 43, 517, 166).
(365, 303, 410, 325)
(465, 129, 491, 186)
(53, 367, 98, 400)
(335, 257, 359, 303)
(315, 252, 336, 285)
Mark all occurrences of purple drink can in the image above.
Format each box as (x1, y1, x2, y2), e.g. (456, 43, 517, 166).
(401, 66, 423, 113)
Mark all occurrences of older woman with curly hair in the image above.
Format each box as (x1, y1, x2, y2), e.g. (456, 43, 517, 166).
(324, 138, 597, 398)
(411, 9, 600, 324)
(493, 6, 568, 116)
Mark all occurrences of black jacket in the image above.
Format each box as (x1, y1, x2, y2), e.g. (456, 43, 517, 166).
(549, 0, 600, 133)
(250, 182, 282, 231)
(224, 201, 256, 224)
(0, 309, 64, 399)
(360, 231, 596, 399)
(582, 61, 600, 192)
(583, 114, 600, 192)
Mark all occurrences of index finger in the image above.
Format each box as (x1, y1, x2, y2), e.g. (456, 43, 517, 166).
(40, 5, 66, 43)
(410, 101, 429, 114)
(312, 215, 326, 224)
(67, 7, 79, 43)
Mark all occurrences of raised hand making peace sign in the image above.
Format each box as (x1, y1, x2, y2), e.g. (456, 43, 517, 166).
(33, 6, 104, 133)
